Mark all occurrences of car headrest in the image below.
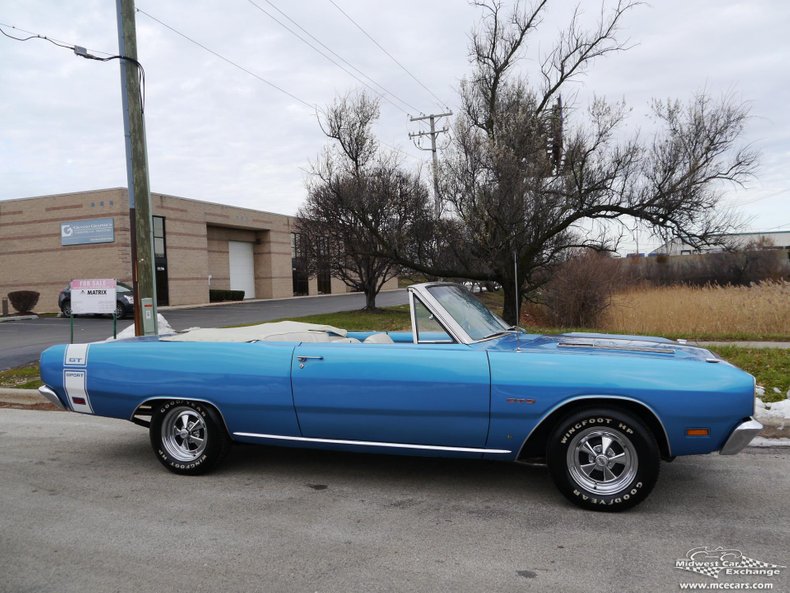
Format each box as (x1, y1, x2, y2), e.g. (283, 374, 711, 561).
(363, 333, 395, 344)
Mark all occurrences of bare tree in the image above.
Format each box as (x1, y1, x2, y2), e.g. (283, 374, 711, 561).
(375, 0, 757, 324)
(297, 93, 431, 310)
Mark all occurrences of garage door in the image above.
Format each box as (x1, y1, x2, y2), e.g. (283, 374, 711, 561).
(228, 241, 255, 299)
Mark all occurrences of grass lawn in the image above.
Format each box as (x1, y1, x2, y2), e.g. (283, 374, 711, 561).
(709, 346, 789, 403)
(0, 363, 43, 390)
(271, 304, 412, 332)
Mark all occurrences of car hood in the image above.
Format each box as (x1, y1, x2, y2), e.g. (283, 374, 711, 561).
(486, 331, 724, 363)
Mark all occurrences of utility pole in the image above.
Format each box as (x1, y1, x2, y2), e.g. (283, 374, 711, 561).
(116, 0, 157, 336)
(409, 111, 452, 219)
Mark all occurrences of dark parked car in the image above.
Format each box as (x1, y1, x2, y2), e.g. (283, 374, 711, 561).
(58, 282, 134, 319)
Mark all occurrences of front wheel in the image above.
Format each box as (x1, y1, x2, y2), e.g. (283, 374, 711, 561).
(546, 407, 659, 511)
(150, 400, 230, 475)
(114, 301, 126, 319)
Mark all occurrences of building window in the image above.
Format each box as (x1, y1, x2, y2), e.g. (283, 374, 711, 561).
(291, 232, 309, 296)
(153, 216, 166, 257)
(317, 236, 331, 294)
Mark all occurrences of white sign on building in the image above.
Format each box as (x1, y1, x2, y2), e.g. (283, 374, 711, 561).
(70, 279, 117, 315)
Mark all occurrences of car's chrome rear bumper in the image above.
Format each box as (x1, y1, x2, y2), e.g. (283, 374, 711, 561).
(38, 385, 66, 410)
(719, 418, 763, 455)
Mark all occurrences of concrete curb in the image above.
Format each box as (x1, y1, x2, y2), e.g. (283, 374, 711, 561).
(0, 387, 57, 408)
(0, 315, 39, 323)
(1, 387, 788, 442)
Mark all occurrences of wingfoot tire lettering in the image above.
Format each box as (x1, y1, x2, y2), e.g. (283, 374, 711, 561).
(547, 407, 659, 511)
(150, 400, 230, 475)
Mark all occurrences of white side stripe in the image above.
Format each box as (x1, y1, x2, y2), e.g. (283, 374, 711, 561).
(233, 432, 511, 454)
(64, 344, 89, 366)
(63, 370, 93, 414)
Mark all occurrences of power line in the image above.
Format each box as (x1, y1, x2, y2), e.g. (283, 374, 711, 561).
(0, 22, 146, 111)
(381, 141, 421, 161)
(135, 8, 421, 161)
(137, 8, 420, 160)
(732, 188, 789, 207)
(246, 0, 423, 115)
(327, 0, 449, 111)
(137, 8, 317, 111)
(0, 22, 113, 56)
(1, 15, 422, 162)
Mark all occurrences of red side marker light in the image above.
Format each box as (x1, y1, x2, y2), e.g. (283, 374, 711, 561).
(72, 397, 86, 406)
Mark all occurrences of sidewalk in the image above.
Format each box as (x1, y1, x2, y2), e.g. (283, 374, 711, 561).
(1, 386, 788, 441)
(696, 341, 790, 349)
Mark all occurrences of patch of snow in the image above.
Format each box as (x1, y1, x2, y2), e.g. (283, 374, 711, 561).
(754, 397, 790, 436)
(748, 436, 790, 448)
(766, 399, 790, 420)
(105, 314, 175, 341)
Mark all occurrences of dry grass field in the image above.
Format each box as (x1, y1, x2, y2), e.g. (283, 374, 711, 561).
(601, 281, 790, 340)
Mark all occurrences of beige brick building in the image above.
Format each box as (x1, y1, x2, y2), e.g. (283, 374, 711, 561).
(0, 188, 392, 313)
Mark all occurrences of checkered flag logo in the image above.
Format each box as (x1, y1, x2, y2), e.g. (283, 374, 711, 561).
(675, 547, 785, 580)
(738, 555, 784, 569)
(677, 563, 725, 579)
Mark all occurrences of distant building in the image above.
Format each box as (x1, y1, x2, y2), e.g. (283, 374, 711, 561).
(650, 231, 790, 256)
(0, 188, 396, 313)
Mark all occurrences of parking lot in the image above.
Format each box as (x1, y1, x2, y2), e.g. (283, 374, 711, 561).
(1, 409, 788, 593)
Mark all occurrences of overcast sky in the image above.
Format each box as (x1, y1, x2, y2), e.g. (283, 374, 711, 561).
(1, 0, 788, 253)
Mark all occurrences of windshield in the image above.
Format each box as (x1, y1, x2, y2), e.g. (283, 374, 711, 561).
(426, 284, 510, 341)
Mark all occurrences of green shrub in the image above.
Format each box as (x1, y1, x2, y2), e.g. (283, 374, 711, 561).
(209, 289, 245, 302)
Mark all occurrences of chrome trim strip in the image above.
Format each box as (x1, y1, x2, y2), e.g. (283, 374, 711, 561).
(409, 285, 470, 345)
(719, 418, 763, 455)
(408, 290, 418, 344)
(557, 341, 676, 355)
(38, 386, 66, 410)
(515, 394, 673, 458)
(233, 432, 512, 454)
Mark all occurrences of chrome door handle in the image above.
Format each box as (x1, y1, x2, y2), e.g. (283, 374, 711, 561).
(297, 355, 323, 368)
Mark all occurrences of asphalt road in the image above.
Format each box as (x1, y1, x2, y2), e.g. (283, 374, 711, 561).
(0, 290, 408, 370)
(1, 409, 788, 593)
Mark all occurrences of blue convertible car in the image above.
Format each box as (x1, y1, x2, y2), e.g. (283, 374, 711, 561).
(38, 282, 761, 511)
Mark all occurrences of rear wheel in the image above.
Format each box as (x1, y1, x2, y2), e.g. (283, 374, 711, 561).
(546, 407, 659, 511)
(61, 300, 72, 317)
(150, 400, 230, 475)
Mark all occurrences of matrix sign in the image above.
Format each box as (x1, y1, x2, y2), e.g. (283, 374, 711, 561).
(61, 218, 115, 246)
(70, 279, 117, 315)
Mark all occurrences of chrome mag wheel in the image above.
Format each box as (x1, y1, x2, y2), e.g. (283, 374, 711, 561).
(161, 406, 208, 462)
(566, 427, 638, 495)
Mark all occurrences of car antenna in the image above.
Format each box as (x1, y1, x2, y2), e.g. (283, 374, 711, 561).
(514, 249, 521, 352)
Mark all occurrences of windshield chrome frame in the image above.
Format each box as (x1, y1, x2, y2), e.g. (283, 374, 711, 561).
(408, 282, 506, 345)
(408, 290, 459, 344)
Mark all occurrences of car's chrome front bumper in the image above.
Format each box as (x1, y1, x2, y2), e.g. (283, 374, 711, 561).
(38, 385, 66, 411)
(719, 418, 763, 455)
